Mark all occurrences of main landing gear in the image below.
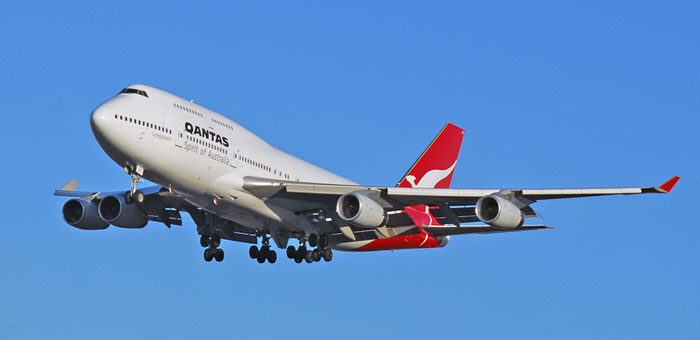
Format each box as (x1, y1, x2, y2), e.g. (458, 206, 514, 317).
(200, 234, 224, 262)
(124, 165, 145, 205)
(248, 234, 276, 264)
(286, 233, 332, 264)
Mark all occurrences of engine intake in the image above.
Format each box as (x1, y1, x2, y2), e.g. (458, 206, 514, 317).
(336, 191, 387, 229)
(475, 195, 525, 229)
(98, 194, 148, 228)
(62, 199, 109, 230)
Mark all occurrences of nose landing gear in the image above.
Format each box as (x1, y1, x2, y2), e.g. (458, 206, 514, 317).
(124, 165, 145, 205)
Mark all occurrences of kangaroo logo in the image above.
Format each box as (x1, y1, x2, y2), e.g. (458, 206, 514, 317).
(405, 161, 457, 188)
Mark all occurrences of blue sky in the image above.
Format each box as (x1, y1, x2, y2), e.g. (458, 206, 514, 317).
(1, 1, 698, 339)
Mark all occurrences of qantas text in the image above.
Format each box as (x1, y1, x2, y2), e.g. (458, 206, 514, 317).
(185, 122, 229, 147)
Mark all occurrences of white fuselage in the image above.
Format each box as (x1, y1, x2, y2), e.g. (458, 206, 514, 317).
(90, 84, 355, 237)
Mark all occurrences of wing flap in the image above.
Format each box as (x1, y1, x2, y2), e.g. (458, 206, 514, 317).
(422, 224, 552, 236)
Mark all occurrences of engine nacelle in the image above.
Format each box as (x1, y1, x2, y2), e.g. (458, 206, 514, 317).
(62, 199, 109, 230)
(98, 194, 148, 228)
(436, 235, 450, 247)
(336, 191, 387, 229)
(475, 195, 525, 229)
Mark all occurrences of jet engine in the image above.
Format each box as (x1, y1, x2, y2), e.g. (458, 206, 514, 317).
(62, 198, 109, 230)
(336, 191, 388, 229)
(98, 194, 148, 228)
(475, 195, 525, 229)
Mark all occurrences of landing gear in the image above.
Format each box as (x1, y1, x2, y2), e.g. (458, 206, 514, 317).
(322, 248, 333, 262)
(210, 234, 221, 248)
(125, 190, 144, 205)
(201, 233, 224, 263)
(319, 233, 329, 248)
(124, 165, 144, 205)
(204, 248, 214, 262)
(214, 248, 224, 262)
(200, 234, 210, 247)
(249, 235, 277, 264)
(286, 234, 333, 264)
(293, 246, 306, 263)
(308, 234, 318, 247)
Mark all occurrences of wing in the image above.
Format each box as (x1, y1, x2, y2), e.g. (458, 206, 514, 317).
(243, 176, 679, 227)
(54, 179, 260, 244)
(54, 179, 184, 227)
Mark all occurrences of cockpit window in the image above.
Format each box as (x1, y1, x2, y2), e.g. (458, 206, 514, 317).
(119, 88, 149, 98)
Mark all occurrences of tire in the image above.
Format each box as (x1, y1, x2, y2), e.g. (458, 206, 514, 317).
(214, 249, 224, 262)
(304, 251, 313, 263)
(312, 249, 321, 262)
(210, 234, 221, 248)
(286, 246, 295, 259)
(134, 190, 145, 204)
(308, 234, 318, 247)
(203, 248, 214, 262)
(323, 248, 333, 262)
(124, 191, 133, 205)
(294, 255, 303, 263)
(249, 245, 259, 259)
(200, 235, 210, 248)
(267, 250, 277, 264)
(256, 253, 266, 263)
(319, 233, 329, 248)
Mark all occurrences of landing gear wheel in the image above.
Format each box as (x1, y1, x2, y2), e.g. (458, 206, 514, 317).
(322, 248, 333, 262)
(308, 234, 318, 247)
(134, 190, 145, 204)
(214, 249, 224, 262)
(124, 191, 133, 205)
(286, 246, 295, 259)
(257, 246, 269, 263)
(312, 248, 322, 262)
(267, 250, 277, 264)
(210, 234, 221, 248)
(200, 235, 210, 248)
(203, 248, 214, 262)
(304, 250, 313, 263)
(319, 233, 329, 248)
(249, 245, 259, 259)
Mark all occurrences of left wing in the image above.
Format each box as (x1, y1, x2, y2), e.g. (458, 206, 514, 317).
(54, 179, 183, 227)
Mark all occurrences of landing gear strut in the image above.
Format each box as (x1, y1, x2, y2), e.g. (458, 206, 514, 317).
(124, 165, 145, 205)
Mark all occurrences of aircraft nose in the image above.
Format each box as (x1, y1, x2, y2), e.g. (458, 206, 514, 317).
(90, 104, 114, 144)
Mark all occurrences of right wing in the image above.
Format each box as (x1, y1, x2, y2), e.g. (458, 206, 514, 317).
(242, 176, 679, 231)
(244, 176, 679, 209)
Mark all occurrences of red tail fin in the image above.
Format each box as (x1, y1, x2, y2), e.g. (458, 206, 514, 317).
(397, 123, 465, 189)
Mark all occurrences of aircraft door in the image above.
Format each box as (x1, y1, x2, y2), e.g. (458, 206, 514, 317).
(174, 121, 184, 147)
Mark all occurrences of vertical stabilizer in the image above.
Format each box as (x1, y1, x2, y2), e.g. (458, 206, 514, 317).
(396, 123, 465, 189)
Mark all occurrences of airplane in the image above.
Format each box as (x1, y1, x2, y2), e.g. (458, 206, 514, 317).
(55, 84, 680, 264)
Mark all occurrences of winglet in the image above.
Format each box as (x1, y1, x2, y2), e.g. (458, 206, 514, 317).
(60, 179, 79, 191)
(658, 176, 680, 193)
